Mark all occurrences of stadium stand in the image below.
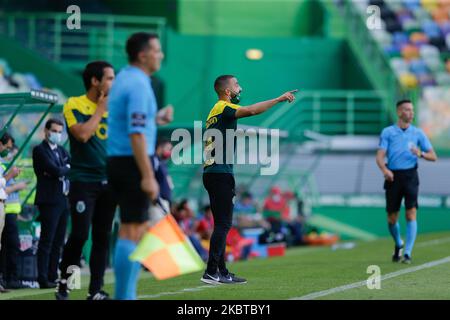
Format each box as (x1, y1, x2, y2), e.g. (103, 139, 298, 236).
(347, 0, 450, 173)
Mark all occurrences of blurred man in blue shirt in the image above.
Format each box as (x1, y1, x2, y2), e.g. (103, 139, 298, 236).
(107, 32, 163, 300)
(376, 99, 437, 264)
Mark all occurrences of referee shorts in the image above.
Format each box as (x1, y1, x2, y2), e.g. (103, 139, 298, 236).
(107, 156, 151, 224)
(384, 167, 419, 213)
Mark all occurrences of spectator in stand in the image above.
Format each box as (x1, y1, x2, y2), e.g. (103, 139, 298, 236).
(197, 205, 253, 262)
(263, 186, 289, 219)
(263, 186, 288, 236)
(234, 191, 269, 229)
(263, 186, 304, 246)
(196, 205, 214, 241)
(173, 200, 208, 261)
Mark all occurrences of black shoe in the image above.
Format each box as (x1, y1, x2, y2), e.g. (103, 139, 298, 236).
(5, 280, 27, 289)
(200, 271, 225, 285)
(39, 281, 57, 289)
(55, 280, 69, 300)
(402, 254, 412, 264)
(392, 244, 404, 262)
(87, 290, 110, 300)
(220, 272, 247, 284)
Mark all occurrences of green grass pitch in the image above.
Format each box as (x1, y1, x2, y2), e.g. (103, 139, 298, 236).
(1, 230, 449, 300)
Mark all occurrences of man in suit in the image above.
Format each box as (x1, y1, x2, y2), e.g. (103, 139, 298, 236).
(33, 118, 71, 289)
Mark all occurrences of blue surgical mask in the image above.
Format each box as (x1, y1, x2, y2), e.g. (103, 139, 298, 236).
(48, 132, 62, 145)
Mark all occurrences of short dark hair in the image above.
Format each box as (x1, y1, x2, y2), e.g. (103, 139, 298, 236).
(126, 32, 159, 63)
(82, 61, 113, 91)
(176, 199, 189, 212)
(0, 132, 13, 145)
(45, 118, 64, 130)
(214, 75, 235, 95)
(156, 136, 171, 148)
(396, 99, 412, 108)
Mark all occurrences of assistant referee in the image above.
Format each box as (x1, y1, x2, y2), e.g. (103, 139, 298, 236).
(376, 99, 437, 264)
(107, 32, 162, 300)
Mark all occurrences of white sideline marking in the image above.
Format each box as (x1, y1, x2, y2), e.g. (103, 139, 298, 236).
(290, 255, 450, 300)
(138, 285, 217, 299)
(415, 237, 450, 248)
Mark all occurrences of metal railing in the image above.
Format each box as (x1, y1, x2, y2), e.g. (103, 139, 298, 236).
(0, 91, 60, 208)
(260, 90, 387, 138)
(0, 91, 59, 171)
(0, 12, 166, 70)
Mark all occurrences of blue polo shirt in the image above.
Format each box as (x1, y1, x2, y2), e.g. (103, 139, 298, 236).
(378, 124, 433, 170)
(107, 66, 157, 157)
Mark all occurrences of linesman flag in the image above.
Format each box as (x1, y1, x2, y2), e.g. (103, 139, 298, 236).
(130, 213, 205, 280)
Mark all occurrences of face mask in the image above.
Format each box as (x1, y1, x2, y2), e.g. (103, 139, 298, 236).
(272, 195, 281, 202)
(48, 132, 62, 145)
(229, 89, 241, 104)
(161, 150, 171, 160)
(0, 149, 9, 158)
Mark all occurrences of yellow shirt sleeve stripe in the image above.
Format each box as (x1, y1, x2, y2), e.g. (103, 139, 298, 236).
(63, 99, 78, 128)
(206, 101, 241, 120)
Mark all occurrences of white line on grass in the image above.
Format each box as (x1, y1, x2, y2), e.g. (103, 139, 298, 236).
(138, 285, 218, 299)
(290, 255, 450, 300)
(415, 237, 450, 248)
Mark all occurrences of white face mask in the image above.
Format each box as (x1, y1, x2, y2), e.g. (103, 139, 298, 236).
(272, 195, 281, 202)
(48, 132, 62, 145)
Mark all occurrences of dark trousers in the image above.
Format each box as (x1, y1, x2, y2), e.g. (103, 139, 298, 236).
(59, 181, 116, 294)
(0, 214, 20, 282)
(203, 173, 235, 275)
(37, 200, 69, 284)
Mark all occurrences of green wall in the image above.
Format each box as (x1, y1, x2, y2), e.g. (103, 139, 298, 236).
(158, 30, 372, 127)
(102, 0, 178, 28)
(313, 206, 450, 240)
(178, 0, 324, 37)
(4, 0, 324, 38)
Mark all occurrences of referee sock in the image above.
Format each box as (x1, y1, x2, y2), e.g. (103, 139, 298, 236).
(114, 238, 140, 300)
(388, 222, 403, 248)
(405, 220, 417, 257)
(128, 260, 142, 300)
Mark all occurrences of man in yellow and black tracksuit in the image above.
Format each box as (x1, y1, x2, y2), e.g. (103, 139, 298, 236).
(56, 61, 116, 300)
(201, 75, 297, 285)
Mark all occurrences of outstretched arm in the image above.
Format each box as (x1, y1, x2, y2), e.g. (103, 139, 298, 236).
(235, 90, 298, 119)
